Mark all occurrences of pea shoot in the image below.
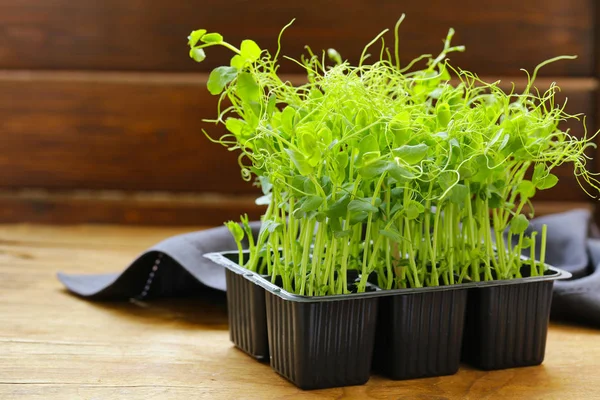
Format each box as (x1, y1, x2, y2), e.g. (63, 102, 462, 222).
(189, 18, 599, 295)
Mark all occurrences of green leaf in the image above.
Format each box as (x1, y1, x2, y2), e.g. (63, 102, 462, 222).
(533, 164, 558, 190)
(510, 214, 529, 234)
(537, 174, 558, 190)
(458, 164, 474, 180)
(349, 211, 369, 225)
(448, 184, 469, 206)
(315, 212, 326, 222)
(281, 106, 297, 134)
(488, 192, 503, 208)
(292, 208, 305, 219)
(334, 229, 352, 238)
(390, 200, 403, 215)
(207, 66, 238, 95)
(532, 164, 545, 182)
(290, 176, 308, 196)
(360, 151, 381, 166)
(348, 199, 379, 214)
(236, 72, 260, 104)
(355, 109, 369, 128)
(499, 134, 510, 151)
(387, 163, 415, 182)
(318, 127, 332, 147)
(240, 39, 262, 62)
(336, 152, 349, 170)
(258, 176, 272, 195)
(365, 196, 382, 209)
(297, 127, 319, 166)
(230, 55, 244, 69)
(303, 177, 317, 195)
(285, 148, 313, 175)
(300, 195, 324, 213)
(225, 118, 249, 137)
(437, 102, 451, 127)
(357, 135, 379, 165)
(439, 170, 458, 191)
(327, 48, 342, 65)
(309, 88, 324, 101)
(188, 29, 207, 47)
(405, 200, 424, 220)
(201, 33, 223, 44)
(325, 195, 350, 219)
(390, 111, 411, 146)
(379, 227, 403, 243)
(487, 128, 504, 148)
(392, 144, 429, 165)
(225, 221, 244, 242)
(266, 94, 277, 117)
(358, 160, 414, 182)
(260, 219, 281, 234)
(333, 152, 348, 184)
(391, 187, 404, 199)
(470, 155, 494, 183)
(189, 47, 206, 62)
(516, 180, 536, 200)
(357, 160, 387, 180)
(255, 194, 271, 205)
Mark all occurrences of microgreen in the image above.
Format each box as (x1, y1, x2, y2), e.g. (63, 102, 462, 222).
(190, 17, 600, 295)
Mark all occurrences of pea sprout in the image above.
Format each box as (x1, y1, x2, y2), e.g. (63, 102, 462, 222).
(189, 17, 599, 295)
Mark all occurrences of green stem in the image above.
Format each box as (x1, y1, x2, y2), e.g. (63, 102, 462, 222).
(298, 219, 316, 295)
(539, 224, 548, 274)
(465, 185, 479, 282)
(492, 209, 507, 279)
(308, 222, 325, 296)
(447, 204, 455, 285)
(429, 201, 442, 286)
(530, 231, 538, 277)
(359, 173, 387, 292)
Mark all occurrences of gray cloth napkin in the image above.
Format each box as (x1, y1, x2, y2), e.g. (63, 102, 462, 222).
(58, 210, 600, 327)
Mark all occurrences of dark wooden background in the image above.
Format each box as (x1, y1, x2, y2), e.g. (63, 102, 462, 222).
(0, 0, 597, 225)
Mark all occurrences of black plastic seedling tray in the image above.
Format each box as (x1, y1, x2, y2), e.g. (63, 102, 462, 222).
(208, 251, 380, 389)
(224, 269, 269, 361)
(205, 251, 571, 388)
(373, 288, 468, 380)
(461, 272, 559, 370)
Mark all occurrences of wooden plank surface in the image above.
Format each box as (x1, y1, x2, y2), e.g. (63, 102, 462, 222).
(0, 71, 595, 198)
(0, 190, 265, 225)
(0, 224, 599, 399)
(0, 71, 252, 193)
(0, 0, 594, 76)
(0, 190, 589, 226)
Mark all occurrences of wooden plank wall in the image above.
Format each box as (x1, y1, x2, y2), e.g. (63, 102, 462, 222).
(0, 0, 597, 225)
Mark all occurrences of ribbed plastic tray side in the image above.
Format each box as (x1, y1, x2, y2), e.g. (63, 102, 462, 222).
(265, 291, 378, 390)
(373, 289, 468, 379)
(462, 280, 554, 370)
(225, 269, 269, 361)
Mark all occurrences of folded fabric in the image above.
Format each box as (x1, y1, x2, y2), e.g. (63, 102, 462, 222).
(58, 210, 600, 326)
(58, 222, 261, 300)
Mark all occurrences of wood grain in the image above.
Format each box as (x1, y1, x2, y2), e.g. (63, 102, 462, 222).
(0, 71, 252, 193)
(0, 224, 599, 399)
(0, 190, 265, 225)
(0, 71, 595, 200)
(0, 0, 593, 76)
(0, 191, 585, 226)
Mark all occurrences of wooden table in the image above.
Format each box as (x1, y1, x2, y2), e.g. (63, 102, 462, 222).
(1, 224, 599, 399)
